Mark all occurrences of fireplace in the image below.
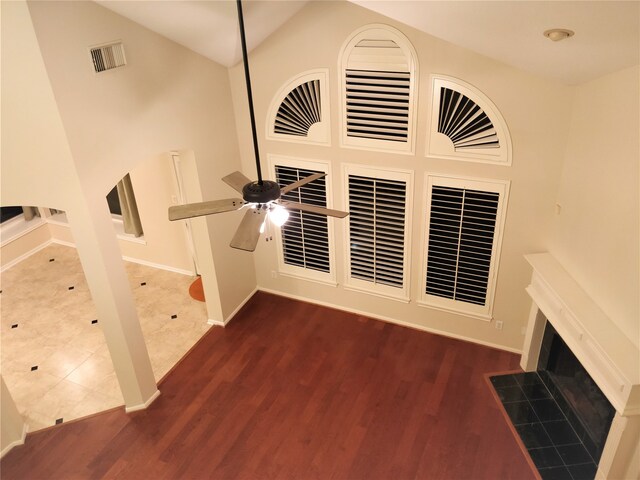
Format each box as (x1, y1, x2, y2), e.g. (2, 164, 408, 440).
(537, 321, 615, 464)
(520, 253, 640, 480)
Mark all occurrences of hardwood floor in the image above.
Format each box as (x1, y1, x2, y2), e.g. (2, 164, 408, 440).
(1, 292, 535, 479)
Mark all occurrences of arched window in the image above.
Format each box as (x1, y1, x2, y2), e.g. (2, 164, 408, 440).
(339, 25, 418, 154)
(266, 69, 330, 146)
(427, 75, 512, 165)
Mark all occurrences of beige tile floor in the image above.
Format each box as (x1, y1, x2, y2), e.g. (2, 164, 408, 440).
(0, 243, 210, 432)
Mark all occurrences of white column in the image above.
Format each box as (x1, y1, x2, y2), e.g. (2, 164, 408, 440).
(1, 376, 27, 457)
(67, 199, 159, 411)
(597, 413, 640, 480)
(172, 150, 224, 325)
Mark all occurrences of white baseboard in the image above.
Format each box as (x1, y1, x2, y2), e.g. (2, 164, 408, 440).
(1, 239, 53, 273)
(49, 239, 194, 276)
(4, 237, 194, 277)
(258, 287, 522, 354)
(124, 389, 161, 413)
(0, 423, 28, 458)
(50, 238, 75, 248)
(121, 256, 194, 276)
(206, 287, 258, 328)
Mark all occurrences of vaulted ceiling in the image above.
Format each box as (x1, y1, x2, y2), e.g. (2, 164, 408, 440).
(96, 0, 639, 85)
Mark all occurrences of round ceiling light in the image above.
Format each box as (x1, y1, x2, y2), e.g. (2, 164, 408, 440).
(543, 28, 575, 42)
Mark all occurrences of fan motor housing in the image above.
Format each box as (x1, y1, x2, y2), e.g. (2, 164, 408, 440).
(242, 180, 281, 204)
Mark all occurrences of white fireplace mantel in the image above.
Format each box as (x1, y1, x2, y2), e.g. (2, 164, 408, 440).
(521, 253, 639, 416)
(520, 253, 640, 479)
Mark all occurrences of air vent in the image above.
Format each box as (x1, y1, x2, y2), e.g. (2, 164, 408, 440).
(274, 80, 321, 137)
(438, 87, 499, 150)
(90, 42, 126, 73)
(427, 76, 512, 165)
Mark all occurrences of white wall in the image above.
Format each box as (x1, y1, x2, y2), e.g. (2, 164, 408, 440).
(1, 1, 83, 210)
(0, 221, 50, 272)
(229, 1, 574, 351)
(1, 376, 26, 457)
(23, 0, 257, 320)
(550, 66, 640, 348)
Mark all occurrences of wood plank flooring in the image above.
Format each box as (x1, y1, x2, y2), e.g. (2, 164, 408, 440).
(1, 292, 535, 479)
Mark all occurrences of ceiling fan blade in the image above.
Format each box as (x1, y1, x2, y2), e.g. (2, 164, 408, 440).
(222, 171, 252, 194)
(168, 198, 243, 221)
(280, 201, 349, 218)
(280, 172, 326, 195)
(230, 208, 266, 252)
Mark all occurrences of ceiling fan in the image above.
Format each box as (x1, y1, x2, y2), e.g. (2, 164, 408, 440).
(168, 0, 348, 252)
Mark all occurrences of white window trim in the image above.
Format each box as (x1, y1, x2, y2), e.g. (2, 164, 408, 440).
(268, 154, 337, 286)
(418, 173, 510, 320)
(265, 69, 331, 146)
(46, 210, 69, 226)
(426, 75, 512, 166)
(110, 214, 146, 245)
(338, 24, 419, 155)
(342, 163, 414, 302)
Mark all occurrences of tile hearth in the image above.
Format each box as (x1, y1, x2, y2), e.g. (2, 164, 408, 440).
(1, 243, 210, 432)
(490, 372, 598, 480)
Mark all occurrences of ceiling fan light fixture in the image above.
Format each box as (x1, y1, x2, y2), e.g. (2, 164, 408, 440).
(269, 204, 289, 227)
(543, 28, 574, 42)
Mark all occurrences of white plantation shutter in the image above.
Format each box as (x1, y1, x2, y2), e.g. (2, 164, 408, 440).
(421, 175, 509, 319)
(345, 166, 412, 300)
(267, 70, 330, 145)
(274, 80, 322, 137)
(276, 165, 330, 273)
(270, 157, 336, 284)
(437, 88, 499, 150)
(427, 76, 512, 165)
(345, 69, 410, 143)
(340, 25, 418, 154)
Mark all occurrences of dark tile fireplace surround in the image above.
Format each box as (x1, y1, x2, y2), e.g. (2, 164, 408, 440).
(491, 322, 615, 480)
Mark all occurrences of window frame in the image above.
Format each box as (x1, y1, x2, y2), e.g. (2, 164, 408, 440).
(265, 69, 331, 146)
(426, 75, 512, 166)
(419, 173, 510, 320)
(342, 163, 414, 302)
(338, 24, 419, 155)
(269, 154, 337, 286)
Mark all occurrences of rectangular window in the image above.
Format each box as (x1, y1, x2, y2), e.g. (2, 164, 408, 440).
(270, 156, 335, 284)
(421, 175, 509, 319)
(0, 207, 25, 224)
(344, 165, 412, 301)
(106, 174, 144, 239)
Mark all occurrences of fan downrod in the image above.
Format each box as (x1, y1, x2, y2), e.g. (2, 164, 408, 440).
(242, 180, 281, 204)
